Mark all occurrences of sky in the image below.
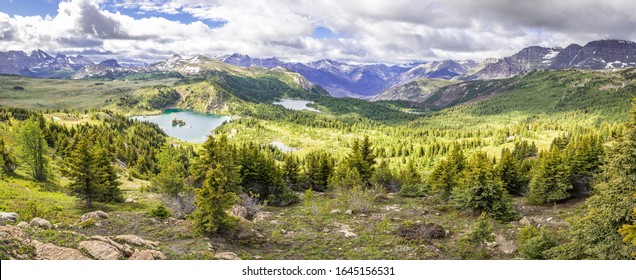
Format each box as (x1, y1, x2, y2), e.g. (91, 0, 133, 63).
(0, 0, 635, 64)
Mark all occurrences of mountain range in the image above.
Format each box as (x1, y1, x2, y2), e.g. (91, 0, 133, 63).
(1, 39, 635, 100)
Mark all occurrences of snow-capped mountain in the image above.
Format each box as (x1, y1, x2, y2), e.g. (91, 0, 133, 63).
(468, 40, 636, 79)
(0, 49, 94, 78)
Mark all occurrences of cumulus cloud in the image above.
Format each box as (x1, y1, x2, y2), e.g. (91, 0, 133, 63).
(0, 0, 635, 64)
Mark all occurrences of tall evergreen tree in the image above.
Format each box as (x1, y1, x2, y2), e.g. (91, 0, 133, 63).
(429, 145, 465, 200)
(494, 148, 525, 195)
(454, 151, 519, 221)
(66, 138, 100, 208)
(93, 145, 123, 203)
(527, 146, 571, 205)
(191, 164, 238, 235)
(15, 116, 49, 181)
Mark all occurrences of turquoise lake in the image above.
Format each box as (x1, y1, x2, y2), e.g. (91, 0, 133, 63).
(273, 99, 320, 112)
(133, 109, 230, 143)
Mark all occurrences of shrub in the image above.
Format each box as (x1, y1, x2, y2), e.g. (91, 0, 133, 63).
(149, 204, 171, 220)
(519, 230, 558, 260)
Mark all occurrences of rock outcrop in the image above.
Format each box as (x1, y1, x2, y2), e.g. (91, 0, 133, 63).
(30, 218, 52, 229)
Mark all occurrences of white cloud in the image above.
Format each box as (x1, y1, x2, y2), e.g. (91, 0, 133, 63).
(0, 0, 635, 64)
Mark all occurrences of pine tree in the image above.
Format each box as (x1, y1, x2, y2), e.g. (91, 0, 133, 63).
(66, 138, 101, 208)
(454, 151, 519, 221)
(282, 154, 301, 190)
(191, 164, 238, 235)
(429, 145, 465, 200)
(93, 145, 123, 203)
(619, 199, 636, 257)
(527, 146, 572, 205)
(398, 160, 426, 197)
(494, 148, 525, 195)
(15, 116, 49, 181)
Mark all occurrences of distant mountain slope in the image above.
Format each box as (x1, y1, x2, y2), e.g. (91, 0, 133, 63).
(371, 78, 458, 102)
(410, 68, 636, 112)
(468, 40, 636, 79)
(0, 49, 93, 78)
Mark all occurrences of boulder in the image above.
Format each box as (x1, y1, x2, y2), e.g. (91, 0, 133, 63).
(252, 211, 272, 222)
(30, 218, 52, 229)
(330, 209, 341, 215)
(519, 216, 533, 227)
(79, 240, 123, 260)
(345, 209, 353, 215)
(0, 212, 18, 223)
(17, 221, 30, 228)
(79, 211, 109, 223)
(0, 225, 29, 241)
(229, 205, 248, 219)
(128, 249, 166, 260)
(114, 235, 159, 249)
(214, 252, 241, 260)
(125, 198, 136, 203)
(31, 240, 90, 260)
(91, 235, 133, 257)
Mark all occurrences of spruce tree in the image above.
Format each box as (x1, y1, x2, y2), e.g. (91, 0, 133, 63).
(527, 146, 571, 205)
(454, 151, 518, 221)
(429, 145, 465, 200)
(93, 145, 123, 203)
(15, 116, 49, 181)
(494, 148, 525, 195)
(192, 164, 238, 235)
(66, 138, 101, 208)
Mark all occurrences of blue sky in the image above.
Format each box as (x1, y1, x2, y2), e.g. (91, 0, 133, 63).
(0, 0, 634, 64)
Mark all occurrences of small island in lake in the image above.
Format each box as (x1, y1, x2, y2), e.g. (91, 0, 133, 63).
(171, 117, 186, 127)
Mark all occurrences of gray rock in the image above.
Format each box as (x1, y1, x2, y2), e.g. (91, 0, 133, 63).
(519, 216, 533, 227)
(0, 212, 18, 223)
(252, 211, 273, 222)
(215, 252, 241, 260)
(90, 235, 133, 257)
(128, 249, 166, 260)
(79, 240, 123, 260)
(125, 198, 136, 203)
(30, 218, 52, 229)
(229, 204, 248, 219)
(345, 209, 353, 215)
(17, 221, 29, 228)
(79, 211, 109, 223)
(330, 209, 341, 214)
(32, 240, 90, 260)
(114, 235, 159, 249)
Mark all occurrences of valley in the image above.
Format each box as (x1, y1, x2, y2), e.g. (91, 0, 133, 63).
(1, 44, 636, 261)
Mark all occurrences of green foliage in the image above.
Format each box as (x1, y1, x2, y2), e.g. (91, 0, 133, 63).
(466, 213, 495, 245)
(429, 146, 465, 200)
(527, 146, 572, 205)
(302, 150, 334, 192)
(344, 135, 376, 186)
(370, 160, 400, 192)
(618, 201, 636, 257)
(282, 154, 302, 190)
(398, 160, 426, 197)
(453, 151, 519, 221)
(64, 138, 122, 207)
(191, 164, 239, 235)
(15, 116, 49, 181)
(494, 148, 526, 195)
(0, 138, 18, 176)
(553, 105, 636, 259)
(149, 204, 171, 220)
(151, 146, 194, 218)
(519, 229, 558, 260)
(328, 163, 363, 191)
